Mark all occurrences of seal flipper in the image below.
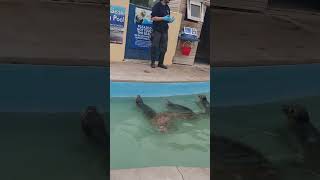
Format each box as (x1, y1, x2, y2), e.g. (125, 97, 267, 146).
(136, 95, 157, 119)
(165, 99, 194, 114)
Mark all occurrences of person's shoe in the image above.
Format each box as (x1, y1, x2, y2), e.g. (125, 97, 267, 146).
(151, 63, 156, 68)
(158, 64, 167, 69)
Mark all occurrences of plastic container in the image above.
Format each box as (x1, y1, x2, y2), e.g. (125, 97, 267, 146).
(181, 41, 192, 56)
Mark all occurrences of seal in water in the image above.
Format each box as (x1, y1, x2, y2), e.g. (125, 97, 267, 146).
(165, 95, 210, 118)
(212, 134, 280, 180)
(136, 95, 210, 132)
(136, 95, 174, 133)
(282, 104, 320, 173)
(81, 106, 107, 147)
(198, 94, 210, 114)
(165, 99, 198, 120)
(282, 104, 320, 147)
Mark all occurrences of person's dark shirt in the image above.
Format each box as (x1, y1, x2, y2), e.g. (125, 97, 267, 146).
(151, 2, 170, 32)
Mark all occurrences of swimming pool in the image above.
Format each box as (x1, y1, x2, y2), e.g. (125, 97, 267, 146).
(110, 81, 210, 169)
(212, 64, 320, 179)
(0, 65, 108, 180)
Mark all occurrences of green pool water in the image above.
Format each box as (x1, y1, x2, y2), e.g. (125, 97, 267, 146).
(110, 93, 210, 169)
(213, 96, 320, 179)
(0, 113, 106, 180)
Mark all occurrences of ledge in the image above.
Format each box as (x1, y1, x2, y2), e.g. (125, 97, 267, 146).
(111, 166, 210, 180)
(110, 81, 210, 97)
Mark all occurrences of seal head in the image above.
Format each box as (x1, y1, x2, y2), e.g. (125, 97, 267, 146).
(282, 104, 310, 123)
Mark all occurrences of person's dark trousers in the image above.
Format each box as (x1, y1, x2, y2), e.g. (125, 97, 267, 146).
(151, 30, 168, 68)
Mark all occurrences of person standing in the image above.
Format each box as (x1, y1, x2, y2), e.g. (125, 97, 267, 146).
(150, 0, 175, 69)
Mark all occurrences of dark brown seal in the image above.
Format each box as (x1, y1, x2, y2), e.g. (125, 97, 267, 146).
(282, 104, 320, 174)
(81, 106, 107, 147)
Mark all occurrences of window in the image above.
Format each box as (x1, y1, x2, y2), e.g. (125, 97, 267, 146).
(187, 0, 205, 22)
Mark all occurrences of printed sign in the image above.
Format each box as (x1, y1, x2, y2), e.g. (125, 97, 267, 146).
(110, 6, 126, 44)
(129, 6, 153, 49)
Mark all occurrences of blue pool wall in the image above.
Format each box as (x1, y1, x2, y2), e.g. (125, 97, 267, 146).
(0, 64, 108, 112)
(1, 63, 320, 111)
(110, 81, 210, 97)
(212, 64, 320, 107)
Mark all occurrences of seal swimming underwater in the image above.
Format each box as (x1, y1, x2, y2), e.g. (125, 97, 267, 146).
(282, 104, 320, 146)
(81, 106, 107, 147)
(165, 94, 210, 119)
(136, 95, 173, 133)
(136, 95, 209, 132)
(198, 94, 210, 114)
(282, 104, 320, 173)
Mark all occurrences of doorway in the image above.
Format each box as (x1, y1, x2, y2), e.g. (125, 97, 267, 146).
(195, 9, 209, 64)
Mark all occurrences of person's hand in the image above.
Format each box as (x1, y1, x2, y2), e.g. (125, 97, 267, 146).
(163, 15, 171, 22)
(142, 18, 153, 25)
(163, 15, 175, 23)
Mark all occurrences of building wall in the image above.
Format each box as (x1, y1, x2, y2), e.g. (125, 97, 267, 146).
(168, 0, 182, 12)
(173, 0, 210, 65)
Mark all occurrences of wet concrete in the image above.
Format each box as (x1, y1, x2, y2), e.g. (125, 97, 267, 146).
(110, 61, 210, 82)
(110, 167, 210, 180)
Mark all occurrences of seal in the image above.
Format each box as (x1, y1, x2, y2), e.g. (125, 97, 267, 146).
(198, 94, 210, 114)
(81, 106, 107, 147)
(282, 104, 320, 173)
(212, 134, 280, 180)
(282, 104, 320, 147)
(136, 95, 211, 132)
(136, 95, 173, 133)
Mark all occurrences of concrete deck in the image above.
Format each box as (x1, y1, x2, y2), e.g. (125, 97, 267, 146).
(0, 1, 106, 66)
(212, 8, 320, 67)
(110, 61, 210, 82)
(111, 167, 210, 180)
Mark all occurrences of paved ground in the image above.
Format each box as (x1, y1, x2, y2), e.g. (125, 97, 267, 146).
(111, 166, 210, 180)
(212, 8, 320, 66)
(0, 1, 106, 66)
(110, 61, 210, 82)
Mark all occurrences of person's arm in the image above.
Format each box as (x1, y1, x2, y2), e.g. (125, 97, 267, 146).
(151, 16, 164, 22)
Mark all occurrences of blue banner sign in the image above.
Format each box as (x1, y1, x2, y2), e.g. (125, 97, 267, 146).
(110, 6, 126, 28)
(129, 6, 153, 49)
(110, 5, 126, 44)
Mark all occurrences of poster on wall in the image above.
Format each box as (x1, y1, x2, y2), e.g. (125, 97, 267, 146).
(110, 5, 126, 44)
(129, 6, 153, 49)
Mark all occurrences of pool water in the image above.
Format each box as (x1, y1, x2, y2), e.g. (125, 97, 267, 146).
(110, 93, 210, 169)
(213, 95, 320, 179)
(0, 113, 107, 180)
